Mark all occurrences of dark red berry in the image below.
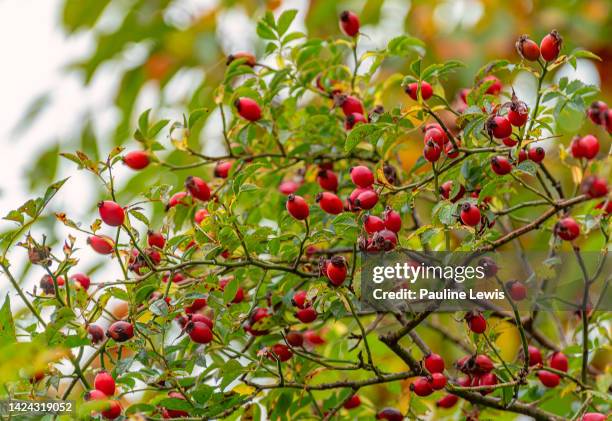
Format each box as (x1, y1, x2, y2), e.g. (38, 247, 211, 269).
(518, 148, 528, 163)
(373, 229, 397, 251)
(383, 207, 402, 233)
(185, 176, 211, 201)
(487, 116, 512, 139)
(478, 257, 498, 277)
(286, 194, 309, 220)
(88, 235, 115, 255)
(214, 161, 232, 178)
(326, 256, 347, 286)
(540, 30, 562, 62)
(587, 101, 608, 125)
(581, 176, 608, 198)
(234, 97, 261, 121)
(503, 137, 518, 147)
(106, 321, 134, 342)
(338, 94, 365, 116)
(444, 144, 459, 161)
(436, 394, 459, 409)
(343, 394, 361, 409)
(554, 217, 580, 241)
(188, 321, 213, 344)
(350, 165, 374, 187)
(94, 371, 116, 396)
(528, 146, 545, 163)
(70, 273, 91, 290)
(291, 290, 309, 309)
(516, 35, 541, 61)
(122, 151, 150, 170)
(278, 180, 300, 196)
(147, 231, 165, 249)
(317, 169, 338, 192)
(424, 353, 445, 373)
(185, 298, 208, 314)
(295, 307, 317, 323)
(270, 344, 292, 362)
(491, 156, 512, 175)
(344, 112, 367, 130)
(286, 331, 303, 347)
(423, 140, 441, 162)
(98, 201, 125, 227)
(508, 103, 529, 127)
(550, 351, 569, 372)
(101, 400, 122, 419)
(538, 370, 560, 388)
(572, 134, 600, 160)
(167, 191, 188, 210)
(354, 189, 379, 210)
(405, 81, 433, 101)
(507, 280, 527, 301)
(364, 215, 385, 234)
(88, 324, 105, 344)
(483, 75, 502, 95)
(478, 372, 497, 395)
(474, 354, 494, 373)
(194, 209, 209, 224)
(316, 192, 344, 215)
(430, 372, 447, 390)
(595, 200, 612, 215)
(466, 312, 487, 334)
(411, 376, 434, 396)
(527, 345, 543, 366)
(460, 203, 481, 227)
(582, 413, 606, 421)
(303, 330, 325, 345)
(245, 307, 271, 336)
(339, 11, 360, 37)
(439, 181, 465, 202)
(376, 408, 403, 421)
(424, 127, 445, 147)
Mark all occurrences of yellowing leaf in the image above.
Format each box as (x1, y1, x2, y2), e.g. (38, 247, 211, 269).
(232, 384, 257, 395)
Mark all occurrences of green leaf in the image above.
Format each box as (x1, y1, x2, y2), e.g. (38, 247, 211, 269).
(345, 124, 377, 152)
(387, 35, 425, 57)
(256, 21, 277, 41)
(572, 49, 601, 61)
(277, 9, 298, 37)
(188, 108, 210, 129)
(223, 277, 239, 304)
(3, 210, 24, 225)
(138, 109, 151, 138)
(0, 295, 16, 347)
(515, 160, 537, 176)
(411, 59, 422, 77)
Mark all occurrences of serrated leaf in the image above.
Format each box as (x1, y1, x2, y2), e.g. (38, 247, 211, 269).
(277, 9, 297, 37)
(138, 109, 151, 138)
(256, 21, 276, 41)
(345, 124, 378, 152)
(515, 160, 537, 176)
(0, 295, 16, 347)
(387, 35, 425, 57)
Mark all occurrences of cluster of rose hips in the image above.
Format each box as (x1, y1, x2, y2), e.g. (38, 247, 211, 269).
(421, 122, 459, 163)
(410, 353, 448, 398)
(361, 206, 401, 252)
(84, 371, 121, 419)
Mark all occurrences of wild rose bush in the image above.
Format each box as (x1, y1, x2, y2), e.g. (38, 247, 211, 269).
(1, 8, 610, 421)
